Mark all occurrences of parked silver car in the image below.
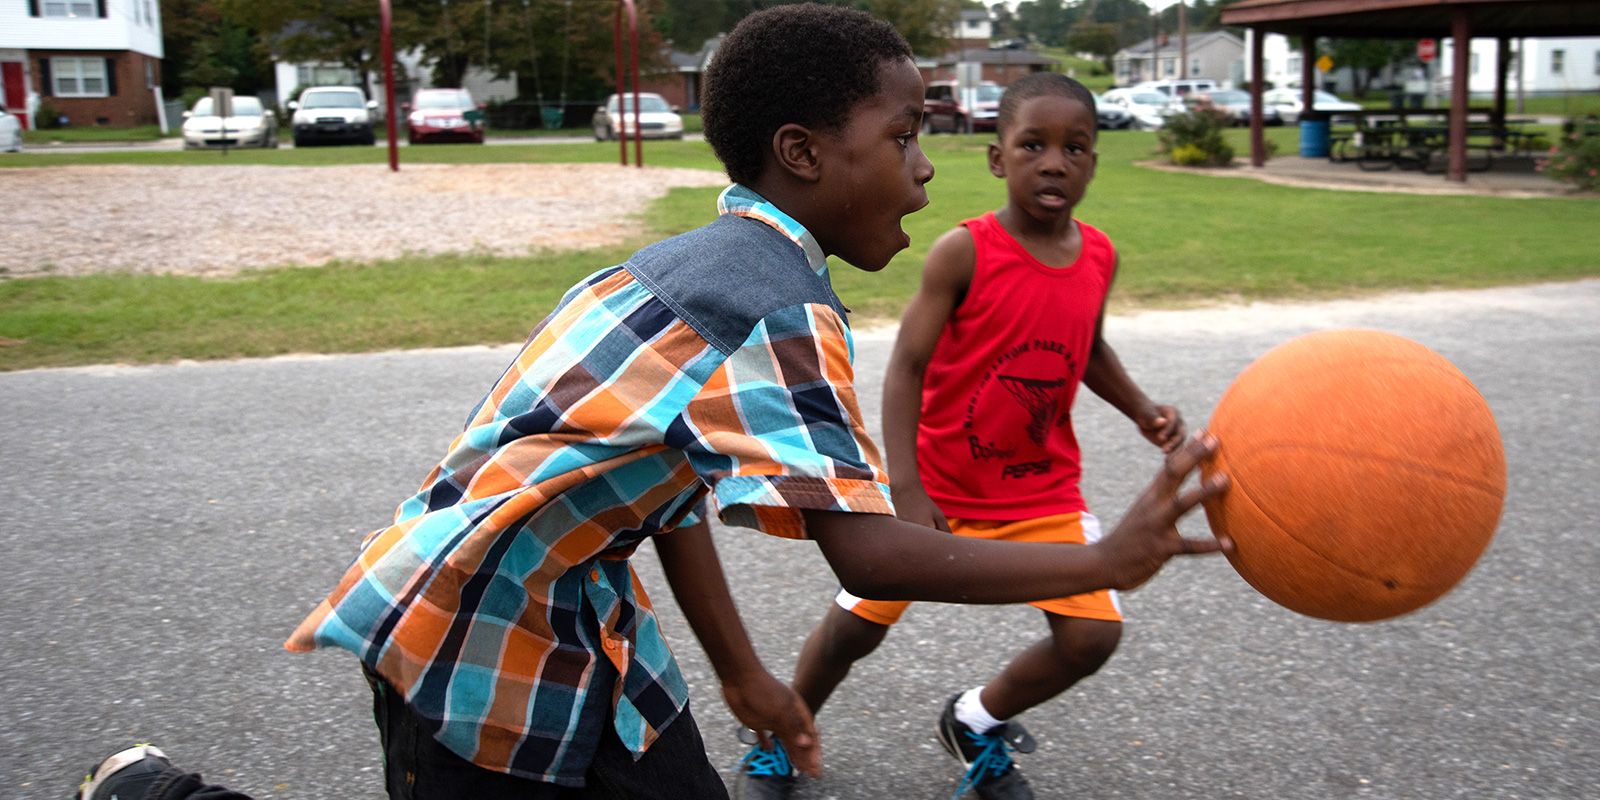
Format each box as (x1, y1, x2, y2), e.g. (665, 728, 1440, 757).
(0, 108, 21, 152)
(591, 93, 684, 141)
(182, 95, 279, 149)
(1195, 90, 1283, 127)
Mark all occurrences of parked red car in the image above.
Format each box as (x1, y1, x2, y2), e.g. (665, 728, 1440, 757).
(404, 88, 486, 144)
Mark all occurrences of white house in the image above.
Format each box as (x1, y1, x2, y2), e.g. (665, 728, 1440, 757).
(1437, 36, 1600, 95)
(1114, 30, 1245, 87)
(0, 0, 164, 129)
(1243, 32, 1599, 99)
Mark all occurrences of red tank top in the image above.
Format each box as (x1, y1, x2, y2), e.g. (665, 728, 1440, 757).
(916, 212, 1116, 520)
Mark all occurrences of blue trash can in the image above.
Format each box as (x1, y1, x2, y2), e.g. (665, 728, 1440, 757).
(1299, 114, 1331, 158)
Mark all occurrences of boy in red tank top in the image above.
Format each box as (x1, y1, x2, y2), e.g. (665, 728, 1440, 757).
(736, 74, 1187, 800)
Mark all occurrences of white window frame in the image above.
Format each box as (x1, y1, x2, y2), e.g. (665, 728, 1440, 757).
(42, 0, 97, 17)
(51, 57, 109, 98)
(1551, 49, 1565, 75)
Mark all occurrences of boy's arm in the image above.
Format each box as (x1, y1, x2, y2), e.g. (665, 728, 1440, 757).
(881, 227, 976, 531)
(654, 520, 820, 776)
(805, 434, 1230, 603)
(1081, 254, 1186, 451)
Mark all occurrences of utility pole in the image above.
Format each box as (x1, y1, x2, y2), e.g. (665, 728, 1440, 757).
(1178, 0, 1188, 79)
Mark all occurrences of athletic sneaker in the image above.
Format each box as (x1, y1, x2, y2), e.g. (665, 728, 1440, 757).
(936, 695, 1037, 800)
(78, 744, 172, 800)
(732, 733, 796, 800)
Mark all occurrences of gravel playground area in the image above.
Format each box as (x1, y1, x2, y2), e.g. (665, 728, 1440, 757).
(1, 163, 729, 277)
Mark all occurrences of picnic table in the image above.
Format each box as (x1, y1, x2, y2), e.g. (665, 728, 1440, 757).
(1327, 109, 1539, 172)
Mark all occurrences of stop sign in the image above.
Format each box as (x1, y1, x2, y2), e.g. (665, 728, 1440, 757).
(1417, 38, 1437, 62)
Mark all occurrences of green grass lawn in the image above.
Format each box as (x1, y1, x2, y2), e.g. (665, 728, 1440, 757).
(1, 127, 1595, 371)
(23, 124, 174, 144)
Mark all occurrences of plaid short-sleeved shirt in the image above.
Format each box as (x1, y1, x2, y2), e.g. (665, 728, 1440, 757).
(286, 185, 895, 786)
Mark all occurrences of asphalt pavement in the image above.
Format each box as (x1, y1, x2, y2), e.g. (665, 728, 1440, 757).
(2, 280, 1596, 799)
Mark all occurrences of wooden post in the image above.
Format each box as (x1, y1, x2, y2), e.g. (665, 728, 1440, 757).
(1251, 27, 1265, 167)
(1493, 37, 1509, 149)
(1448, 8, 1470, 182)
(1300, 32, 1315, 115)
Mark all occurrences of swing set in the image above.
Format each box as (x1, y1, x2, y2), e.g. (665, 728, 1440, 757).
(377, 0, 647, 170)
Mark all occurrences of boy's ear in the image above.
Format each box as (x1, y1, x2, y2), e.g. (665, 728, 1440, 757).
(772, 123, 822, 182)
(988, 141, 1005, 178)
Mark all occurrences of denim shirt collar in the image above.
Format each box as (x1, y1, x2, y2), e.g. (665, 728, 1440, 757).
(717, 184, 829, 280)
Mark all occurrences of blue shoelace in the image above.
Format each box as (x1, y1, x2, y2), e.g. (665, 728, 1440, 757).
(952, 727, 1017, 799)
(739, 738, 793, 778)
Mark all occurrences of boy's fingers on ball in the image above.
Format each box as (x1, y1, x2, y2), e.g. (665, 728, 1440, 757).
(1175, 534, 1225, 555)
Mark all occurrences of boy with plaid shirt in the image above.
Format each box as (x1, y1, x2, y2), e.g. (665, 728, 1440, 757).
(78, 6, 1230, 800)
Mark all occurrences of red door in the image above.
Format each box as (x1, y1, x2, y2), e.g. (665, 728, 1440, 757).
(2, 62, 28, 129)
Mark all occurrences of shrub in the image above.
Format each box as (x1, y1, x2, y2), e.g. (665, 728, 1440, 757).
(1537, 117, 1600, 192)
(1157, 107, 1235, 167)
(35, 100, 62, 129)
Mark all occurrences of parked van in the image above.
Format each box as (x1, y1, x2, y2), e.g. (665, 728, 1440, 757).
(1132, 78, 1220, 101)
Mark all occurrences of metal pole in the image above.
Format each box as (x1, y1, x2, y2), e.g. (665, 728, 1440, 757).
(613, 3, 626, 165)
(1250, 27, 1265, 167)
(381, 0, 398, 172)
(626, 0, 642, 168)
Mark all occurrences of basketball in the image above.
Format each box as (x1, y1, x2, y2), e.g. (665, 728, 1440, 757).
(1199, 329, 1506, 622)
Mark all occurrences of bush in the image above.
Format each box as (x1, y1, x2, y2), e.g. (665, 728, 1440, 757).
(1157, 107, 1235, 167)
(1537, 116, 1600, 192)
(35, 100, 62, 129)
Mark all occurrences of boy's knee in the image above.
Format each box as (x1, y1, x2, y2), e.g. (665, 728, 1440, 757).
(818, 605, 891, 662)
(1048, 617, 1122, 670)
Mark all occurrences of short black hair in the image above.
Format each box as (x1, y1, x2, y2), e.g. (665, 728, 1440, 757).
(996, 72, 1097, 138)
(702, 4, 912, 185)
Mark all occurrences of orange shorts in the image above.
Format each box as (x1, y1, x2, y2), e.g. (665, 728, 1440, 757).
(834, 511, 1123, 625)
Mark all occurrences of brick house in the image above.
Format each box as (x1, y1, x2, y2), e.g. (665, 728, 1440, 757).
(0, 0, 165, 129)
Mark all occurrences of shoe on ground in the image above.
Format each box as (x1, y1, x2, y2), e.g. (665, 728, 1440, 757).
(936, 694, 1037, 800)
(78, 744, 172, 800)
(732, 733, 796, 800)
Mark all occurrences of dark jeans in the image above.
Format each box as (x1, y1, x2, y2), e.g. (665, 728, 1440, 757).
(365, 667, 730, 800)
(130, 674, 729, 800)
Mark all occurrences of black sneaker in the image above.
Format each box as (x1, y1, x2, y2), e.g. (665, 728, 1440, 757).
(732, 728, 796, 800)
(936, 695, 1037, 800)
(78, 744, 172, 800)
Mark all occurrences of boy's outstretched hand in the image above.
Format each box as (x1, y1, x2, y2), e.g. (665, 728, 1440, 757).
(1098, 432, 1231, 591)
(724, 671, 821, 777)
(1137, 403, 1187, 452)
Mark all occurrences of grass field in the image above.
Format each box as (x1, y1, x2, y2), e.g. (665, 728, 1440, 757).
(1, 126, 1595, 371)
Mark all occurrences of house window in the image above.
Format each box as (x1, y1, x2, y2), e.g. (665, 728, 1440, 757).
(1288, 56, 1302, 74)
(1190, 57, 1201, 77)
(146, 0, 156, 26)
(42, 1, 97, 16)
(1470, 53, 1480, 74)
(145, 58, 155, 89)
(52, 57, 109, 97)
(1551, 49, 1565, 75)
(1163, 58, 1176, 77)
(1593, 50, 1599, 76)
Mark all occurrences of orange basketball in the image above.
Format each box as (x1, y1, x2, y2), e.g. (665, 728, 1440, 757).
(1199, 329, 1505, 622)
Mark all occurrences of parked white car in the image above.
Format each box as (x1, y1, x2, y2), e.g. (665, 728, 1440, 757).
(0, 108, 21, 152)
(182, 95, 278, 149)
(1133, 78, 1220, 101)
(288, 86, 377, 147)
(1100, 88, 1184, 130)
(1263, 89, 1364, 123)
(591, 93, 684, 141)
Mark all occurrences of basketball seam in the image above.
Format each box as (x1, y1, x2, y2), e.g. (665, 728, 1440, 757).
(1227, 473, 1461, 593)
(1235, 443, 1505, 497)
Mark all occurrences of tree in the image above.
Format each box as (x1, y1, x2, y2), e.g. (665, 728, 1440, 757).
(867, 0, 963, 56)
(1013, 0, 1068, 48)
(222, 0, 416, 98)
(161, 0, 271, 102)
(1065, 21, 1118, 63)
(1325, 38, 1412, 96)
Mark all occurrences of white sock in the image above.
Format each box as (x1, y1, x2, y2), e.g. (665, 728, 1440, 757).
(954, 687, 1005, 733)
